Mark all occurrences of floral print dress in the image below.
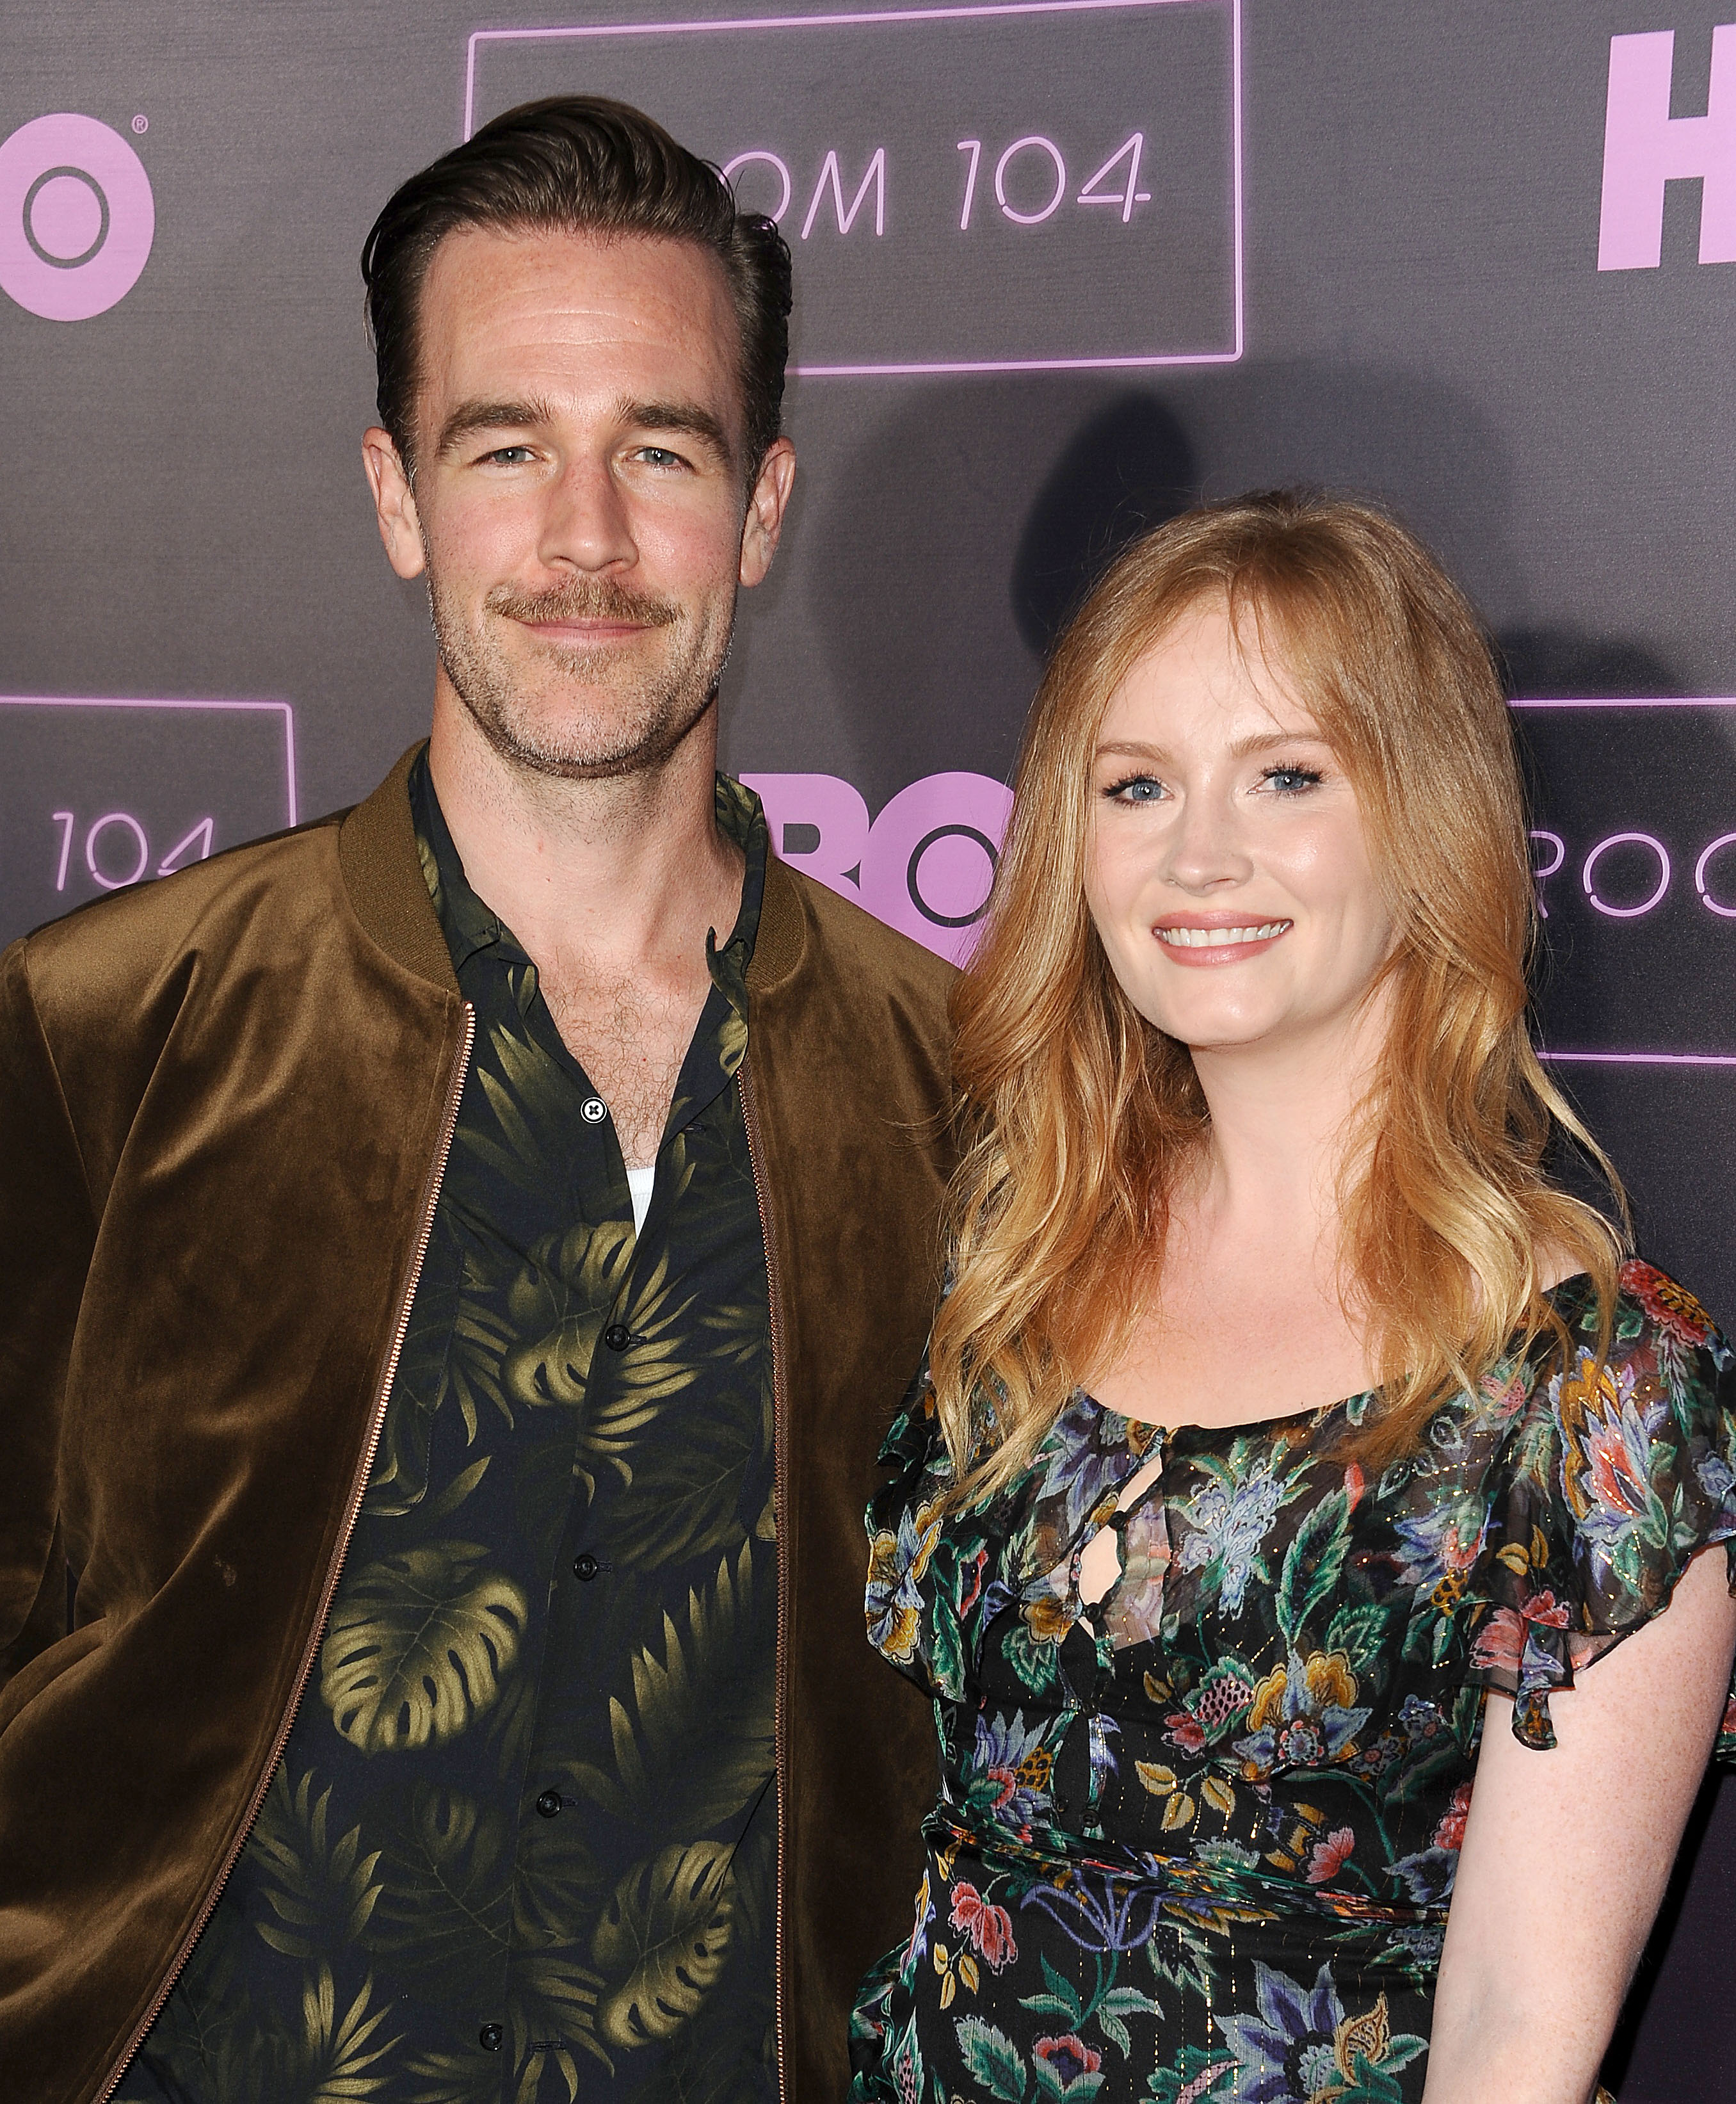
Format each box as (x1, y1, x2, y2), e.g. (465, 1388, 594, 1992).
(852, 1262, 1736, 2104)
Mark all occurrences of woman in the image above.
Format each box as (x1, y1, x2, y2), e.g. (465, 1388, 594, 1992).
(854, 492, 1736, 2104)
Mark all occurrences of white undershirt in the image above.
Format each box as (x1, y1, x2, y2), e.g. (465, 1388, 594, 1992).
(625, 1163, 655, 1236)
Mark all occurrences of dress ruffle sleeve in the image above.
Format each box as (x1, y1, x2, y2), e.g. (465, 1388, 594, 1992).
(864, 1343, 965, 1701)
(1463, 1260, 1736, 1752)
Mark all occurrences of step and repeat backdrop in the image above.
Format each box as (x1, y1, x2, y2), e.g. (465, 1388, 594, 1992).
(3, 3, 1735, 2092)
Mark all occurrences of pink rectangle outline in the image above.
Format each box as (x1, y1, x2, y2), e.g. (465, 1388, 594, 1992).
(463, 0, 1244, 375)
(0, 695, 300, 829)
(1512, 695, 1736, 1068)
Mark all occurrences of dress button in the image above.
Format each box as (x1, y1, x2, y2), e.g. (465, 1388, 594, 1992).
(602, 1323, 631, 1351)
(478, 2023, 504, 2051)
(574, 1553, 600, 1581)
(536, 1788, 563, 1818)
(581, 1096, 608, 1124)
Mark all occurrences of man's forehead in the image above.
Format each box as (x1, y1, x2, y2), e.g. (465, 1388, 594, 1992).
(421, 223, 736, 354)
(414, 223, 743, 437)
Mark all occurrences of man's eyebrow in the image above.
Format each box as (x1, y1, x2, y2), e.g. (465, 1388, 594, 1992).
(431, 395, 737, 467)
(434, 398, 560, 457)
(617, 398, 735, 465)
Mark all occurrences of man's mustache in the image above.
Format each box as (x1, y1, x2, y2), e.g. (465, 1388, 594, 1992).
(486, 579, 679, 630)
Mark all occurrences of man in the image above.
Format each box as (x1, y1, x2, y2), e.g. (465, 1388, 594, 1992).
(0, 98, 953, 2104)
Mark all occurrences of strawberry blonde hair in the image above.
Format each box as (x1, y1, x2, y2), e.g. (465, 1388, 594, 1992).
(931, 490, 1624, 1501)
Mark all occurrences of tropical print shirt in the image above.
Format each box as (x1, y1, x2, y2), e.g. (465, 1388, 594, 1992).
(125, 756, 777, 2104)
(851, 1262, 1736, 2104)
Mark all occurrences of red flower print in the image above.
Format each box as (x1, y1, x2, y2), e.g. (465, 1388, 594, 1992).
(1164, 1712, 1207, 1755)
(1521, 1589, 1570, 1629)
(949, 1880, 1018, 1971)
(1342, 1463, 1365, 1513)
(1724, 1694, 1736, 1739)
(1304, 1826, 1357, 1884)
(1470, 1591, 1570, 1676)
(1433, 1780, 1474, 1852)
(1479, 1368, 1529, 1420)
(958, 1548, 988, 1617)
(1033, 2036, 1102, 2086)
(1624, 1259, 1715, 1351)
(1470, 1606, 1522, 1676)
(1586, 1419, 1650, 1521)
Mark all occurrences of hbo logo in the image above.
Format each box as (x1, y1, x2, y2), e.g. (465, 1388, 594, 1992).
(0, 113, 154, 321)
(743, 772, 1012, 966)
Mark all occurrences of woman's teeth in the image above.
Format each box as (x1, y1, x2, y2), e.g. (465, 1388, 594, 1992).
(1157, 922, 1290, 948)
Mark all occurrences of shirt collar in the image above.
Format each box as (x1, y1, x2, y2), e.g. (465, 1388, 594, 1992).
(410, 746, 769, 996)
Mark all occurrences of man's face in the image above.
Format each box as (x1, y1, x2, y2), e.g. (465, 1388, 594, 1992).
(364, 225, 794, 780)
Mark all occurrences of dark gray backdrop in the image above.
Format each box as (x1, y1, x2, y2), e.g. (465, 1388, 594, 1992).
(3, 4, 1733, 2094)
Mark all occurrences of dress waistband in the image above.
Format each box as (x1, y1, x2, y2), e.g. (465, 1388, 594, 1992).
(924, 1804, 1449, 1932)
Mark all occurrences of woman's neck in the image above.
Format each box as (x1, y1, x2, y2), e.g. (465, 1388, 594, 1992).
(1177, 986, 1394, 1274)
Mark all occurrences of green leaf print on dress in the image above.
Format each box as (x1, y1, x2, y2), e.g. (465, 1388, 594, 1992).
(851, 1265, 1736, 2104)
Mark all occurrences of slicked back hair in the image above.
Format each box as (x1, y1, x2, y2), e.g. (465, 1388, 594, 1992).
(360, 95, 792, 480)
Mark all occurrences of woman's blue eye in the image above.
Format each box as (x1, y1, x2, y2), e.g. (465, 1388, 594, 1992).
(1263, 766, 1323, 795)
(1105, 775, 1164, 802)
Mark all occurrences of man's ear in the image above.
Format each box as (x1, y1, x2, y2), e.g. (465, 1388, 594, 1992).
(739, 437, 797, 588)
(362, 426, 428, 581)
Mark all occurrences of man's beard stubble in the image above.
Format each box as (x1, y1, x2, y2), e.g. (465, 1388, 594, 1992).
(428, 571, 735, 782)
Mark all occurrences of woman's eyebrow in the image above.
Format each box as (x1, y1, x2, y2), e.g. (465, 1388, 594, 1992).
(1093, 731, 1328, 763)
(1230, 728, 1330, 756)
(1094, 740, 1171, 763)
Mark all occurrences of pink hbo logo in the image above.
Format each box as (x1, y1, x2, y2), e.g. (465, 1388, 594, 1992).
(0, 113, 154, 320)
(743, 772, 1013, 966)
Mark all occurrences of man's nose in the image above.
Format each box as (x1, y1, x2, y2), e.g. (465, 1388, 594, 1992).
(539, 455, 638, 573)
(1162, 788, 1254, 891)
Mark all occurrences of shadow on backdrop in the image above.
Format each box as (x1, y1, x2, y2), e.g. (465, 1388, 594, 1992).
(1009, 392, 1198, 659)
(1500, 627, 1682, 699)
(795, 356, 1525, 801)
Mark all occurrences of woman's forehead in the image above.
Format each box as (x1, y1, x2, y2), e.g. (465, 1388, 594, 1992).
(1099, 611, 1325, 748)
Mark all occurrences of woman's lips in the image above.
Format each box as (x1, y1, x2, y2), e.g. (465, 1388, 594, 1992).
(1153, 918, 1292, 965)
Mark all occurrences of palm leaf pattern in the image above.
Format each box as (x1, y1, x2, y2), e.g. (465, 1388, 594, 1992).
(128, 766, 776, 2102)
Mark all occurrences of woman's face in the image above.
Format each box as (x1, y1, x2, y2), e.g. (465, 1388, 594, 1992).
(1085, 595, 1396, 1061)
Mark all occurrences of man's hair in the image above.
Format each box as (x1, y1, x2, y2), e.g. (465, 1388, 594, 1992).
(360, 95, 792, 478)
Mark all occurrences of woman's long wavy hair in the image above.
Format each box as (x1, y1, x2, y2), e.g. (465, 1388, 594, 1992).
(931, 489, 1626, 1503)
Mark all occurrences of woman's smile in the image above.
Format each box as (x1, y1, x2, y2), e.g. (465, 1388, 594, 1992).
(1153, 914, 1293, 961)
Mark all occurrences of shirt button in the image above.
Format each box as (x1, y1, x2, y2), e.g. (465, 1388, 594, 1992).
(581, 1096, 608, 1124)
(478, 2023, 504, 2051)
(574, 1553, 600, 1581)
(536, 1788, 563, 1818)
(602, 1323, 631, 1351)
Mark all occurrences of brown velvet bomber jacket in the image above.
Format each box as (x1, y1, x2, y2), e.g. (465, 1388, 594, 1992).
(0, 749, 954, 2104)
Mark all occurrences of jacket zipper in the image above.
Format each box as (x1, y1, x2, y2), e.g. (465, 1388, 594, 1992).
(739, 1058, 790, 2104)
(96, 1003, 476, 2104)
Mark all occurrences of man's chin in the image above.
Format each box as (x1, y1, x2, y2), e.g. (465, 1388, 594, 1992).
(468, 692, 717, 784)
